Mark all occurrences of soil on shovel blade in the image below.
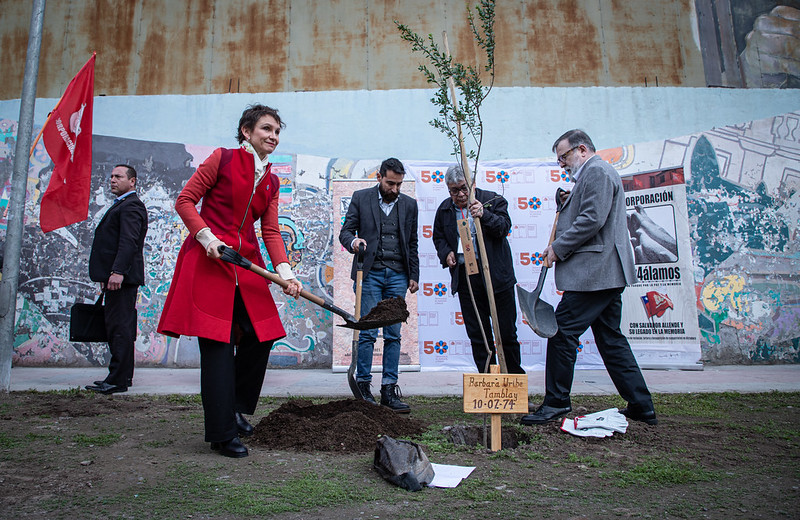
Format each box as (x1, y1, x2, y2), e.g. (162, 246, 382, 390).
(250, 398, 427, 452)
(358, 296, 409, 326)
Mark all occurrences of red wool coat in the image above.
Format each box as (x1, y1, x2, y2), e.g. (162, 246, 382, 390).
(157, 147, 289, 343)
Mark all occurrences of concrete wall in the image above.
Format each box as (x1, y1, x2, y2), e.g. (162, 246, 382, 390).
(0, 0, 706, 100)
(2, 87, 798, 161)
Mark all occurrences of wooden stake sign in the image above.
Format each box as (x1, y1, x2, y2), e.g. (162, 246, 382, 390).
(456, 218, 479, 275)
(463, 365, 528, 451)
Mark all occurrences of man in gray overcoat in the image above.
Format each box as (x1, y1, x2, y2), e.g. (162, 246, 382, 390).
(521, 130, 657, 426)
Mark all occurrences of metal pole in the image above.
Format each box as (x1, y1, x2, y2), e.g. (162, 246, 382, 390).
(0, 0, 46, 392)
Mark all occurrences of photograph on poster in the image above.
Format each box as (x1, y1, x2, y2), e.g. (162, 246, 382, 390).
(627, 204, 678, 264)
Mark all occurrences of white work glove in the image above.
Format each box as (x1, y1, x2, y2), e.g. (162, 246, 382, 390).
(560, 417, 614, 438)
(573, 408, 628, 434)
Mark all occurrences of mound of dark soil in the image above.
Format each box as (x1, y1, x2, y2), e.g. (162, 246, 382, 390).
(250, 398, 427, 452)
(358, 296, 409, 326)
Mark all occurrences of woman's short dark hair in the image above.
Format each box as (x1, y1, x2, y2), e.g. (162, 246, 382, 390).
(236, 104, 285, 143)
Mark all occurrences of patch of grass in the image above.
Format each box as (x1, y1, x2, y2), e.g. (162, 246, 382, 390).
(25, 432, 63, 444)
(663, 498, 701, 518)
(608, 457, 720, 487)
(730, 419, 800, 441)
(100, 463, 383, 516)
(524, 451, 547, 461)
(0, 431, 23, 449)
(163, 394, 202, 405)
(489, 450, 518, 461)
(142, 439, 174, 448)
(653, 393, 726, 418)
(566, 452, 605, 467)
(42, 388, 87, 398)
(416, 428, 462, 454)
(73, 433, 122, 447)
(454, 476, 505, 502)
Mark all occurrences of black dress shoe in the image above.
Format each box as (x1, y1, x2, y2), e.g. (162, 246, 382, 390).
(210, 437, 248, 458)
(94, 379, 133, 387)
(520, 404, 571, 425)
(619, 407, 658, 425)
(234, 412, 254, 437)
(85, 382, 128, 395)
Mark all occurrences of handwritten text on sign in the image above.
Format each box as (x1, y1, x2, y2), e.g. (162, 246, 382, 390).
(462, 374, 528, 413)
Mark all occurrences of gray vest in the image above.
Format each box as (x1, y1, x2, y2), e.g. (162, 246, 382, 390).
(374, 205, 405, 273)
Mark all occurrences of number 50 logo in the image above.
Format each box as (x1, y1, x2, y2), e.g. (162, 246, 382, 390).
(420, 170, 445, 183)
(485, 170, 510, 183)
(517, 196, 542, 210)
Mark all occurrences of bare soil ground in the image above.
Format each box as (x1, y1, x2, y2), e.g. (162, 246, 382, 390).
(0, 390, 798, 519)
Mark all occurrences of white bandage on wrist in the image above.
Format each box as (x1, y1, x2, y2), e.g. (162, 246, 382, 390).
(275, 262, 296, 281)
(195, 227, 218, 251)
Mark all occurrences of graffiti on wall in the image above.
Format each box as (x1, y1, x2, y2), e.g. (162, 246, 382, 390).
(697, 0, 800, 88)
(0, 126, 336, 369)
(2, 110, 800, 367)
(615, 111, 800, 363)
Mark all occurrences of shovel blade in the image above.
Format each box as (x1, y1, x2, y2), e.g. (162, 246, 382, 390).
(516, 285, 558, 338)
(338, 317, 405, 330)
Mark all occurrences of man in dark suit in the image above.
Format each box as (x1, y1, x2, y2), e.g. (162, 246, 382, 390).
(85, 164, 148, 394)
(521, 130, 657, 426)
(432, 165, 524, 374)
(339, 158, 419, 412)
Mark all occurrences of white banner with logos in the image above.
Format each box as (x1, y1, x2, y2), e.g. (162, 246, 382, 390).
(407, 159, 701, 372)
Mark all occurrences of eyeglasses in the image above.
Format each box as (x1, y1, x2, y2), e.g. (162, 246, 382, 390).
(557, 146, 580, 164)
(448, 185, 469, 195)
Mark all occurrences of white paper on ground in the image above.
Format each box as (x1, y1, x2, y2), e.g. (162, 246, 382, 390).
(427, 463, 476, 488)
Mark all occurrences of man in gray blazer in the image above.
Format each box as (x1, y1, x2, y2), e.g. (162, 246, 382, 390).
(521, 130, 657, 426)
(339, 158, 419, 412)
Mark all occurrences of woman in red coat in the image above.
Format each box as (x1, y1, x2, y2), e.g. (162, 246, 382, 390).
(158, 104, 301, 458)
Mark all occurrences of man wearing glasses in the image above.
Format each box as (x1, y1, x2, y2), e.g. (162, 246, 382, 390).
(520, 129, 657, 426)
(432, 165, 524, 374)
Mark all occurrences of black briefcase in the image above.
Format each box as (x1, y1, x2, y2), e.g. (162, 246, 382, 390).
(69, 293, 107, 342)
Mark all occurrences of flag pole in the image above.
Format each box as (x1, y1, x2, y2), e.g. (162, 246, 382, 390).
(0, 0, 47, 392)
(28, 51, 95, 158)
(28, 111, 52, 157)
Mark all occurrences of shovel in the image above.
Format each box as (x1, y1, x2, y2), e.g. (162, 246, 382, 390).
(516, 188, 566, 338)
(217, 246, 407, 331)
(346, 244, 366, 399)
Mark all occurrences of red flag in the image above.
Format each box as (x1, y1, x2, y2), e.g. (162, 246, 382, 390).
(40, 53, 95, 233)
(641, 291, 674, 318)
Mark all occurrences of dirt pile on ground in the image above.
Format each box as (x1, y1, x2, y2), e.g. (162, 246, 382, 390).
(250, 398, 427, 452)
(358, 296, 409, 326)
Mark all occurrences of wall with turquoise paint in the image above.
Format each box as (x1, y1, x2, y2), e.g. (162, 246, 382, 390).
(1, 87, 799, 366)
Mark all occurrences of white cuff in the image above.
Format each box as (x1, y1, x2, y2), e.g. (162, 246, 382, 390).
(275, 262, 295, 280)
(195, 227, 218, 250)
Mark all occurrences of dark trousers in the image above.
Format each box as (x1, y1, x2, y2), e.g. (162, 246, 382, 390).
(198, 289, 273, 443)
(544, 288, 654, 411)
(102, 284, 138, 387)
(457, 270, 524, 374)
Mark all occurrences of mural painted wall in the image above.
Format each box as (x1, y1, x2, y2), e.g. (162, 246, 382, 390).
(613, 112, 800, 363)
(697, 0, 800, 88)
(1, 110, 799, 368)
(0, 126, 337, 369)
